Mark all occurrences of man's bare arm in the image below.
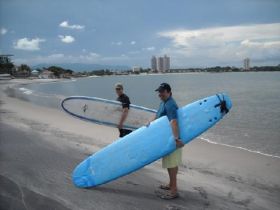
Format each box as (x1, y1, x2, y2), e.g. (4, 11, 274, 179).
(146, 115, 156, 127)
(170, 119, 184, 148)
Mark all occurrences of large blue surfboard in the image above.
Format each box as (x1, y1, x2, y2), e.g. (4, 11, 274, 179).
(72, 93, 232, 188)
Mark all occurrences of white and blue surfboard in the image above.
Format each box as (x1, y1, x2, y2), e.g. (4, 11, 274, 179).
(64, 93, 232, 188)
(61, 96, 156, 130)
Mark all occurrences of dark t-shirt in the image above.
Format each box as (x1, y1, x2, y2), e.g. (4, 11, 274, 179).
(117, 94, 131, 109)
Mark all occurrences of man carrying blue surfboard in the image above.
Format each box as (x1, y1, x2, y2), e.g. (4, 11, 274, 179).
(152, 83, 184, 199)
(115, 83, 133, 137)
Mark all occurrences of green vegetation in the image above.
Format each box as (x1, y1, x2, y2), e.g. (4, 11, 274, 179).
(15, 64, 31, 77)
(46, 66, 73, 78)
(171, 65, 280, 73)
(1, 58, 280, 79)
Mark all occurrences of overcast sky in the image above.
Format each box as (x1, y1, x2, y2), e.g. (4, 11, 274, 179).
(0, 0, 280, 68)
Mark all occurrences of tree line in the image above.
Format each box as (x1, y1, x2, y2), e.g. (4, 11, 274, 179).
(0, 62, 74, 78)
(1, 61, 280, 78)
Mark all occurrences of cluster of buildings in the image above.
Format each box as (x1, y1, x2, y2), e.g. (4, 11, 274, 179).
(151, 55, 170, 73)
(150, 55, 251, 72)
(1, 53, 256, 79)
(131, 55, 171, 73)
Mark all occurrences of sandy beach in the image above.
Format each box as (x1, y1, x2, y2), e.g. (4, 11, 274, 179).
(0, 79, 280, 210)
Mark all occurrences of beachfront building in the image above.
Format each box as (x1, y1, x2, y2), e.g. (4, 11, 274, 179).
(244, 58, 250, 70)
(0, 54, 14, 75)
(163, 54, 170, 72)
(157, 57, 164, 73)
(39, 70, 55, 79)
(60, 72, 72, 79)
(132, 66, 141, 73)
(152, 55, 170, 73)
(31, 70, 39, 77)
(0, 54, 13, 64)
(151, 56, 157, 72)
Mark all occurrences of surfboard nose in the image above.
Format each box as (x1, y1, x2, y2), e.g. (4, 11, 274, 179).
(73, 176, 88, 187)
(72, 159, 96, 188)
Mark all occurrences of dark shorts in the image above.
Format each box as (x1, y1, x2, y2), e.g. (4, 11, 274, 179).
(119, 129, 132, 137)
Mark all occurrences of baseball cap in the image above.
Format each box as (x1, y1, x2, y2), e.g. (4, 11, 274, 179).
(155, 83, 171, 92)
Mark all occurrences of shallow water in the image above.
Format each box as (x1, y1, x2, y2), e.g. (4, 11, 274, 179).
(17, 72, 280, 157)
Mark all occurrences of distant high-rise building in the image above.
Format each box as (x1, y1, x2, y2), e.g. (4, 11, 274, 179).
(151, 56, 157, 72)
(157, 57, 164, 73)
(163, 55, 170, 72)
(244, 58, 250, 70)
(151, 55, 171, 73)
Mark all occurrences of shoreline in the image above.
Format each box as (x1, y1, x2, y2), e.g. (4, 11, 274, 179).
(1, 79, 280, 209)
(6, 78, 280, 159)
(200, 137, 280, 159)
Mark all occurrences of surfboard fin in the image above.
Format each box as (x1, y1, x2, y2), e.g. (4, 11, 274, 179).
(215, 94, 229, 114)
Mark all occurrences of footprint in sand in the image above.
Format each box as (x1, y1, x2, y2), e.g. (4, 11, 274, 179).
(193, 186, 210, 207)
(193, 186, 208, 199)
(227, 191, 253, 207)
(126, 181, 139, 186)
(166, 204, 185, 210)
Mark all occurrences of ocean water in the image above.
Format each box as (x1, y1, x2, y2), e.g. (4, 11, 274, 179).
(17, 72, 280, 158)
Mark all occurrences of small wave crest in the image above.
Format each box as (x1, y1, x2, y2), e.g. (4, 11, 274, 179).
(18, 87, 64, 100)
(19, 87, 33, 95)
(200, 137, 280, 159)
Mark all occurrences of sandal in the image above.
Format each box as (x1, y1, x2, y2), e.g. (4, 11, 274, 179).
(159, 191, 179, 200)
(159, 184, 170, 190)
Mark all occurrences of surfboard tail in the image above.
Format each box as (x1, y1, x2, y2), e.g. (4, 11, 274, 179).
(178, 93, 232, 144)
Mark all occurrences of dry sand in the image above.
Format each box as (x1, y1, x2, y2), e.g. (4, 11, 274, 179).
(0, 79, 280, 210)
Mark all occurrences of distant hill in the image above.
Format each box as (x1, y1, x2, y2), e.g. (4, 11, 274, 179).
(32, 63, 131, 71)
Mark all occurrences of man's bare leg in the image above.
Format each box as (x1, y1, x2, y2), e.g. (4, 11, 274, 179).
(167, 166, 178, 194)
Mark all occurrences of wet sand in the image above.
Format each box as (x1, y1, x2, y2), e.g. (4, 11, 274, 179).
(1, 79, 280, 210)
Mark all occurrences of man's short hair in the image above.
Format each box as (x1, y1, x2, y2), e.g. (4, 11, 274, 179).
(115, 83, 123, 90)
